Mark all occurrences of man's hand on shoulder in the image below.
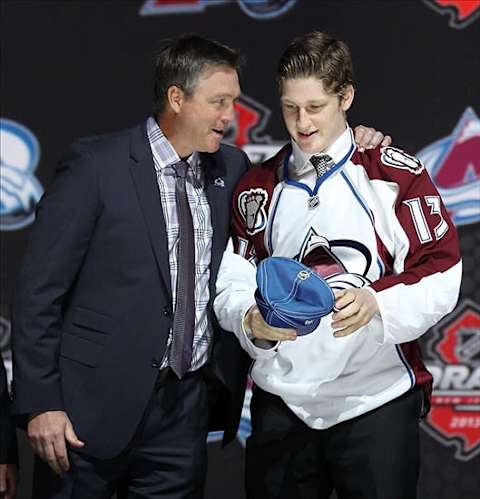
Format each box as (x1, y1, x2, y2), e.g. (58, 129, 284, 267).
(27, 410, 84, 475)
(353, 125, 392, 152)
(0, 463, 17, 499)
(244, 305, 297, 342)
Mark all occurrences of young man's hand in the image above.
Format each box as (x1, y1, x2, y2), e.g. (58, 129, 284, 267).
(27, 411, 85, 475)
(244, 305, 297, 342)
(331, 288, 379, 337)
(353, 125, 392, 152)
(0, 463, 18, 499)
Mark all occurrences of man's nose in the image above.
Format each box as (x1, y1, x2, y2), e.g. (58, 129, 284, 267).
(296, 108, 310, 129)
(222, 103, 236, 124)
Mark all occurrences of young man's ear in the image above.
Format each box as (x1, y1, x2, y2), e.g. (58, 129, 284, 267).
(340, 85, 355, 112)
(166, 85, 186, 114)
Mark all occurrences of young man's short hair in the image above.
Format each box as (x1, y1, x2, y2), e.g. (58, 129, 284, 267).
(276, 31, 354, 97)
(153, 34, 242, 115)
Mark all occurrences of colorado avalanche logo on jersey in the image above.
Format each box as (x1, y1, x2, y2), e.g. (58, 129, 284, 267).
(380, 147, 425, 175)
(423, 300, 480, 461)
(416, 107, 480, 226)
(296, 228, 373, 290)
(238, 188, 269, 235)
(1, 118, 43, 231)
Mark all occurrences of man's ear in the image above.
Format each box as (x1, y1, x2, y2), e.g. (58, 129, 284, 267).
(341, 85, 355, 112)
(166, 85, 186, 114)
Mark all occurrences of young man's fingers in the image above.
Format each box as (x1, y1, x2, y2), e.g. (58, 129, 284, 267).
(263, 326, 297, 341)
(333, 326, 356, 338)
(334, 291, 355, 311)
(332, 308, 358, 328)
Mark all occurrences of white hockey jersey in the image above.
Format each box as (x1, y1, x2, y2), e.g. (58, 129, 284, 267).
(215, 127, 462, 429)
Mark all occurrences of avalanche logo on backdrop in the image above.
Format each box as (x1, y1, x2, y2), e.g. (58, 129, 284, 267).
(140, 0, 297, 19)
(423, 0, 480, 28)
(423, 300, 480, 461)
(416, 107, 480, 227)
(0, 118, 43, 231)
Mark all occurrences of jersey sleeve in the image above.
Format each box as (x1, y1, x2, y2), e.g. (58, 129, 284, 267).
(214, 239, 278, 359)
(214, 170, 279, 359)
(368, 147, 462, 344)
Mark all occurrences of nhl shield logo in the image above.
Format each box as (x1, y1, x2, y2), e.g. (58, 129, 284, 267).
(423, 299, 480, 461)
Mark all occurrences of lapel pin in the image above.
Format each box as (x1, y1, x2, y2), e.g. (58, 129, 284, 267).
(213, 177, 225, 188)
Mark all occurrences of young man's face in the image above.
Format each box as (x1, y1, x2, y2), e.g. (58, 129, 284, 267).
(280, 77, 354, 154)
(174, 65, 240, 157)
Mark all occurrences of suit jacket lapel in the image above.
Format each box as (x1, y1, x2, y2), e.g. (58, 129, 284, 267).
(201, 152, 229, 303)
(129, 123, 172, 300)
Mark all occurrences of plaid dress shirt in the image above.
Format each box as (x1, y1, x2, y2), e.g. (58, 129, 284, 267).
(146, 116, 213, 371)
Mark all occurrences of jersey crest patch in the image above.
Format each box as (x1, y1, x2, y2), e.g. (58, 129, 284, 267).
(381, 146, 425, 175)
(238, 188, 269, 235)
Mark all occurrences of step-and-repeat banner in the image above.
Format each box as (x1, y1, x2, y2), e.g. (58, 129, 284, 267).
(1, 1, 479, 498)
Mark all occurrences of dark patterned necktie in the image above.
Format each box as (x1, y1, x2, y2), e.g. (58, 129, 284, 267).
(170, 160, 196, 379)
(310, 154, 335, 178)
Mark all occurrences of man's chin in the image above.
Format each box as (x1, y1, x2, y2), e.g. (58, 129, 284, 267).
(202, 140, 222, 153)
(294, 137, 323, 154)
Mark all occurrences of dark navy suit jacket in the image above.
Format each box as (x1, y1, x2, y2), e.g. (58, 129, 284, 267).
(1, 356, 17, 464)
(12, 121, 251, 459)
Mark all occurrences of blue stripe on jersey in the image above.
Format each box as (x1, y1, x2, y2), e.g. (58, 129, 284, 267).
(340, 171, 388, 280)
(339, 171, 375, 224)
(395, 345, 415, 388)
(376, 257, 385, 277)
(282, 142, 356, 198)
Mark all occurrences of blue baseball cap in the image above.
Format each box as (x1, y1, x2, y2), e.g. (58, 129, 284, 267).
(255, 257, 335, 336)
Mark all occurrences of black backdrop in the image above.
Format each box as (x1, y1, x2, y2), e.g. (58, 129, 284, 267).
(1, 1, 479, 498)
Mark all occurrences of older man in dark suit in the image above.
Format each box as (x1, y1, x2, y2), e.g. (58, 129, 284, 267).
(1, 355, 17, 499)
(12, 34, 252, 498)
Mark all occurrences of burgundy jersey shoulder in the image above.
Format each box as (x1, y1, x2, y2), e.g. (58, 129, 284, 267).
(350, 145, 428, 188)
(234, 143, 291, 194)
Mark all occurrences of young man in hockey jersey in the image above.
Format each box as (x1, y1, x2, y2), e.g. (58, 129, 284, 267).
(215, 31, 462, 499)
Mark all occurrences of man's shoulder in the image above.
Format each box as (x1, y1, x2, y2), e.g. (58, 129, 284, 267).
(350, 145, 427, 184)
(59, 123, 147, 169)
(72, 125, 137, 155)
(216, 142, 248, 161)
